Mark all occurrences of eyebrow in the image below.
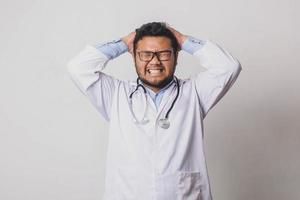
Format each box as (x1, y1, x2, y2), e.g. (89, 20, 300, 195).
(137, 49, 173, 52)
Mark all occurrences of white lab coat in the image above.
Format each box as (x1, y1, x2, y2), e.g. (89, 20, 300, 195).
(67, 39, 242, 200)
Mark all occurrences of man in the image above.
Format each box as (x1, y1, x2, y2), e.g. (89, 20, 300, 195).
(67, 22, 242, 200)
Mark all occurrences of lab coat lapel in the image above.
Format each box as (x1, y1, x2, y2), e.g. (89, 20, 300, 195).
(146, 93, 157, 112)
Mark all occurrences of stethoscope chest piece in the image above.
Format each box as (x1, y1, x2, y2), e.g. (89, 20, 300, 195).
(158, 118, 170, 129)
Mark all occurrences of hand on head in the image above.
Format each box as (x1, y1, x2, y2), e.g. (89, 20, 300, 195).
(121, 23, 187, 55)
(165, 23, 188, 51)
(121, 31, 136, 55)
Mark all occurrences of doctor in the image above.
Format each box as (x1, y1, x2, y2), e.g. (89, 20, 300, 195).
(67, 22, 242, 200)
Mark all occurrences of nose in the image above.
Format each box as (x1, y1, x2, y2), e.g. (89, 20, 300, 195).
(149, 53, 161, 64)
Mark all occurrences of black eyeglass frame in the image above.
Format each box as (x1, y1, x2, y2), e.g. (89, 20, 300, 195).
(136, 49, 173, 62)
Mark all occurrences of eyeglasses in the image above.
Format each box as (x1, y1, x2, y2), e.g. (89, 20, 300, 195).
(137, 49, 173, 62)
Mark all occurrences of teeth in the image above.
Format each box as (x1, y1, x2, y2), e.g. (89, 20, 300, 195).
(148, 69, 162, 74)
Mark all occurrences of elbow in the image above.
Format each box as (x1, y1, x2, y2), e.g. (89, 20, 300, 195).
(224, 59, 242, 80)
(235, 61, 242, 73)
(231, 58, 242, 74)
(231, 60, 242, 80)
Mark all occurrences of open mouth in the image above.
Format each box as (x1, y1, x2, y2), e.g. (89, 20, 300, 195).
(147, 69, 163, 75)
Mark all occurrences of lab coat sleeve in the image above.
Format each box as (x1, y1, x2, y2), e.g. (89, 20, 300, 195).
(67, 44, 123, 121)
(190, 38, 242, 118)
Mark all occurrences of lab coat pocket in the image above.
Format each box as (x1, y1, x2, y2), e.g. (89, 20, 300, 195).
(177, 171, 203, 200)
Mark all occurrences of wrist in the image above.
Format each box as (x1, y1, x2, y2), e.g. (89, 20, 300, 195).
(180, 35, 188, 45)
(121, 37, 129, 47)
(181, 36, 206, 54)
(94, 38, 128, 59)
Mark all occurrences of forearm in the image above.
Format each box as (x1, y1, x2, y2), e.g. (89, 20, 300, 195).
(182, 36, 242, 73)
(67, 40, 123, 121)
(185, 36, 242, 117)
(93, 38, 128, 59)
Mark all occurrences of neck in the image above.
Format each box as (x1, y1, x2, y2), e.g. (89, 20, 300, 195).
(139, 77, 174, 94)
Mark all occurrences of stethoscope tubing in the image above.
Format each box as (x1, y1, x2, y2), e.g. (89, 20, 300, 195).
(128, 76, 180, 125)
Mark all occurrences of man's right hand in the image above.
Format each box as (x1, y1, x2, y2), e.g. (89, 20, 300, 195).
(121, 31, 136, 55)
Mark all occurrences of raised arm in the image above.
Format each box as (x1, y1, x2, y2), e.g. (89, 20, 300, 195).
(67, 35, 131, 121)
(168, 26, 242, 118)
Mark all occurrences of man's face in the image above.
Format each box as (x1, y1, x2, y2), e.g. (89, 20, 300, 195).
(133, 36, 178, 93)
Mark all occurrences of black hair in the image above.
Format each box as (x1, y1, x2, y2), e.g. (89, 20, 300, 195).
(133, 22, 180, 60)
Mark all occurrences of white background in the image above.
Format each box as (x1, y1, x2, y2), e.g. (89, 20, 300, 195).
(0, 0, 299, 199)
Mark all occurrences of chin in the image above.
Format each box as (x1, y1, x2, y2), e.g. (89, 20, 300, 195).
(141, 75, 173, 89)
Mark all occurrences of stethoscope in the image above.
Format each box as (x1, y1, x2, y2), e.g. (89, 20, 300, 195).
(128, 76, 180, 129)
